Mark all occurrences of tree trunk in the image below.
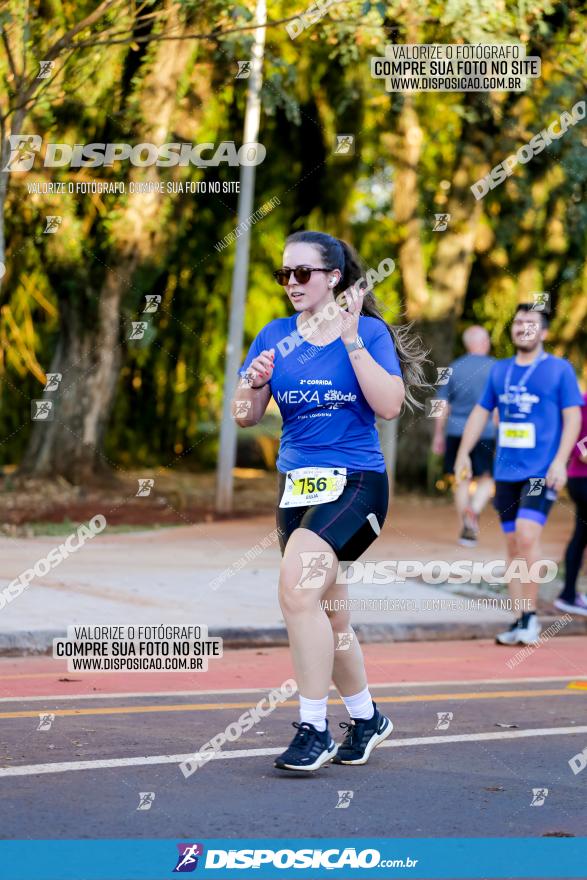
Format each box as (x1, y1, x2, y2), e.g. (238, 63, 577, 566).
(20, 281, 123, 482)
(391, 96, 491, 484)
(20, 3, 193, 482)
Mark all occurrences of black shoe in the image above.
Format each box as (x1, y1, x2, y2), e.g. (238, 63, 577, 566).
(274, 721, 338, 771)
(458, 524, 478, 547)
(458, 508, 479, 547)
(495, 613, 541, 646)
(332, 702, 393, 765)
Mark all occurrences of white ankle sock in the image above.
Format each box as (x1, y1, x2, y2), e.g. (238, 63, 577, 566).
(299, 695, 328, 731)
(342, 687, 374, 720)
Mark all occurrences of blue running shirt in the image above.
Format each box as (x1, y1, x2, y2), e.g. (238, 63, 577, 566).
(478, 354, 583, 481)
(436, 353, 496, 440)
(238, 314, 402, 473)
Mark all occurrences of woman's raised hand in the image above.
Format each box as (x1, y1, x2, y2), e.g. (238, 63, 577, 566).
(244, 348, 275, 388)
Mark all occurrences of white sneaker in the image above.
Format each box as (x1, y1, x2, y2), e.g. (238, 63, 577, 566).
(496, 615, 541, 646)
(517, 614, 541, 645)
(495, 619, 524, 645)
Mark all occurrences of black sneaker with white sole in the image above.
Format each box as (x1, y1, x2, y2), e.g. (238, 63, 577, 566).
(332, 702, 393, 765)
(495, 613, 541, 645)
(458, 523, 478, 547)
(458, 508, 479, 547)
(274, 721, 338, 771)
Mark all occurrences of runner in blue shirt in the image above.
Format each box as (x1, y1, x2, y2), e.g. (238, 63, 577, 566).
(233, 230, 428, 771)
(455, 304, 582, 646)
(432, 325, 496, 546)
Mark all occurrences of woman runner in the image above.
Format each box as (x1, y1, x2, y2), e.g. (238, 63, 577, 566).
(234, 231, 428, 771)
(554, 390, 587, 617)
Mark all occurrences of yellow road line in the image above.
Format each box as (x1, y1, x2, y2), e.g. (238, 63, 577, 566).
(0, 688, 579, 719)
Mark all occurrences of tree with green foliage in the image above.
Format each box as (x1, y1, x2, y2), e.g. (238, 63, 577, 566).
(0, 0, 584, 488)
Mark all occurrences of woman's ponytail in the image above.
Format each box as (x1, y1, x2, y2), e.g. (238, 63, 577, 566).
(336, 238, 431, 412)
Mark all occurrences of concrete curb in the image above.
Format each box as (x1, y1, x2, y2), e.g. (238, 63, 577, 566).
(1, 616, 586, 655)
(0, 629, 65, 656)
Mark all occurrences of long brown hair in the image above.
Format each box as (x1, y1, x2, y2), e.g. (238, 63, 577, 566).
(285, 230, 430, 411)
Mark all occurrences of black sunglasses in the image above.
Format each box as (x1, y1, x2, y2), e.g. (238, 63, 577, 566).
(272, 266, 335, 286)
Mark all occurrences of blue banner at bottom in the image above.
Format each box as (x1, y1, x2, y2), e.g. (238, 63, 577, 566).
(1, 838, 586, 879)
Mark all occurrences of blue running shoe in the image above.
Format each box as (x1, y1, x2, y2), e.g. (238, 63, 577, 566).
(274, 721, 338, 771)
(333, 702, 393, 765)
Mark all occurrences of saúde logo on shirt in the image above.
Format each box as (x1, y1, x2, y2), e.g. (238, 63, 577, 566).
(324, 390, 357, 403)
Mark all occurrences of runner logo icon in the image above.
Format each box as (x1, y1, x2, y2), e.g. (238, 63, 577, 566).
(234, 400, 252, 418)
(433, 213, 450, 231)
(173, 843, 204, 872)
(334, 134, 354, 155)
(435, 366, 453, 385)
(3, 134, 42, 171)
(298, 552, 335, 589)
(143, 294, 161, 313)
(435, 712, 453, 730)
(37, 713, 55, 731)
(44, 215, 62, 233)
(136, 792, 155, 811)
(527, 478, 545, 497)
(530, 788, 548, 806)
(426, 399, 448, 419)
(31, 400, 54, 421)
(44, 373, 62, 391)
(335, 790, 354, 808)
(336, 632, 355, 651)
(129, 321, 148, 340)
(531, 292, 550, 311)
(37, 60, 55, 79)
(236, 61, 251, 79)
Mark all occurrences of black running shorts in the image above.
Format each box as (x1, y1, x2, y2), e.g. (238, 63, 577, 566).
(276, 469, 389, 562)
(493, 478, 557, 532)
(444, 435, 495, 477)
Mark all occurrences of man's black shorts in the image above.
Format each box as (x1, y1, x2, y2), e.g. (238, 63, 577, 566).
(276, 469, 388, 562)
(493, 479, 557, 532)
(444, 435, 495, 478)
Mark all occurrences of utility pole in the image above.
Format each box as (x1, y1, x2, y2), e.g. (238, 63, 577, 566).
(377, 416, 398, 505)
(215, 0, 267, 513)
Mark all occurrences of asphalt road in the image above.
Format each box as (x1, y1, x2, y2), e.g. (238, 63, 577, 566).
(1, 641, 586, 842)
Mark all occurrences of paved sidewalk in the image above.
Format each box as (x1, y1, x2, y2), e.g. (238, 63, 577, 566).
(0, 498, 586, 653)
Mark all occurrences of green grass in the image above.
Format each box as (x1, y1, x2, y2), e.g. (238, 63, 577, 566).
(27, 521, 175, 536)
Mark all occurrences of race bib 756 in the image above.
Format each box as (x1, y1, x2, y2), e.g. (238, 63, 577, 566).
(279, 467, 347, 508)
